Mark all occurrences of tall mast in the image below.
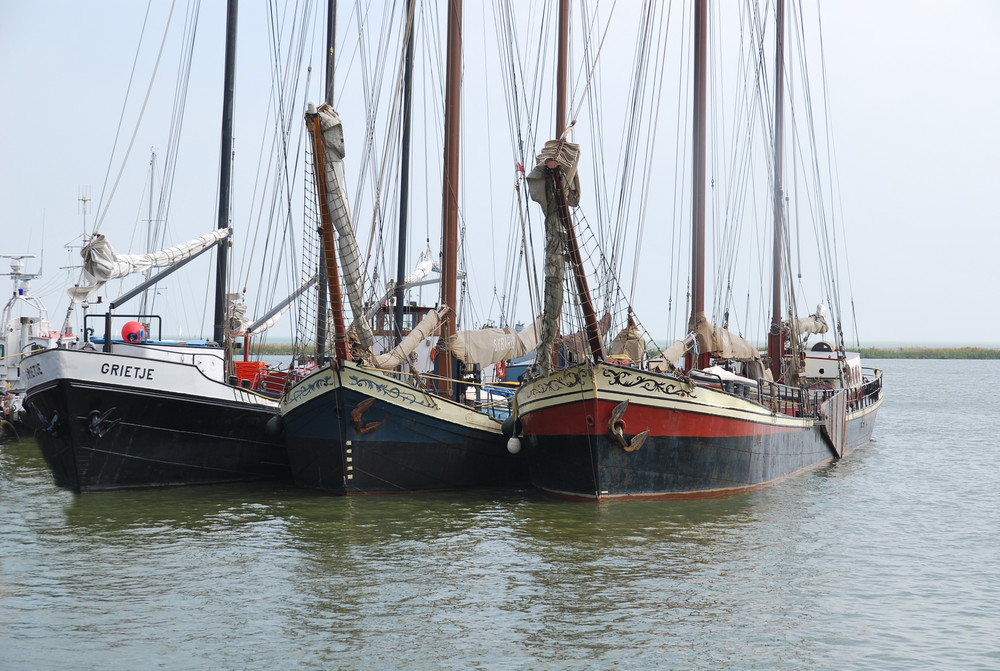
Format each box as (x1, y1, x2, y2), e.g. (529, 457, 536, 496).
(316, 0, 336, 362)
(325, 0, 336, 103)
(393, 0, 417, 347)
(213, 0, 238, 345)
(551, 0, 604, 361)
(767, 0, 786, 381)
(308, 112, 351, 363)
(688, 0, 708, 370)
(140, 149, 157, 315)
(437, 0, 462, 398)
(555, 0, 569, 136)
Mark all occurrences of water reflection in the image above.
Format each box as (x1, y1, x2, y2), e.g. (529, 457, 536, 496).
(5, 363, 998, 671)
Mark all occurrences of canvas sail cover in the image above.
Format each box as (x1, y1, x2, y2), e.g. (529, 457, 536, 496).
(649, 337, 691, 372)
(367, 250, 442, 321)
(786, 303, 829, 337)
(609, 314, 645, 363)
(227, 297, 249, 338)
(561, 313, 611, 362)
(312, 102, 374, 350)
(445, 317, 543, 367)
(227, 275, 317, 338)
(526, 139, 581, 376)
(67, 228, 231, 303)
(372, 306, 448, 370)
(689, 311, 762, 362)
(246, 303, 289, 336)
(403, 249, 437, 286)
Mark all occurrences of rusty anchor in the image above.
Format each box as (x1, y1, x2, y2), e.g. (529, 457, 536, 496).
(351, 398, 384, 435)
(608, 399, 649, 452)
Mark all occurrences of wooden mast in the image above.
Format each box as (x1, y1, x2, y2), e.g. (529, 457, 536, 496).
(550, 0, 604, 362)
(767, 0, 786, 381)
(436, 0, 462, 398)
(393, 0, 417, 348)
(307, 0, 349, 364)
(212, 0, 238, 346)
(688, 0, 709, 371)
(308, 113, 351, 363)
(556, 0, 569, 137)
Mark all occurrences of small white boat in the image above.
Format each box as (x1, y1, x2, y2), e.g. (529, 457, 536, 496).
(1, 255, 77, 438)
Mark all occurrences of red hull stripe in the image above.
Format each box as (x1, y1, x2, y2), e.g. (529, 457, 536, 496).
(522, 397, 806, 438)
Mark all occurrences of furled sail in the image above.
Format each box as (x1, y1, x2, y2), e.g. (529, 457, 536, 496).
(561, 313, 611, 362)
(246, 275, 318, 336)
(446, 317, 543, 367)
(649, 336, 692, 372)
(609, 313, 646, 363)
(526, 139, 581, 376)
(67, 228, 232, 303)
(372, 306, 448, 370)
(403, 248, 437, 286)
(786, 303, 829, 337)
(367, 248, 442, 321)
(689, 311, 762, 362)
(311, 102, 374, 350)
(227, 296, 249, 338)
(246, 304, 288, 336)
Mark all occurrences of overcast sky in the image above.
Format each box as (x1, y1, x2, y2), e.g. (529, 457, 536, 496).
(2, 0, 999, 346)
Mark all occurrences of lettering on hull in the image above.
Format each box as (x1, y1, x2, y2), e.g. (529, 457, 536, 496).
(100, 362, 155, 381)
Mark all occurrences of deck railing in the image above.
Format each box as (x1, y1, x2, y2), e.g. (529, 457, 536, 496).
(693, 367, 883, 419)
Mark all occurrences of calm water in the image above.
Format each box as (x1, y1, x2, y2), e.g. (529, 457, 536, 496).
(2, 359, 998, 670)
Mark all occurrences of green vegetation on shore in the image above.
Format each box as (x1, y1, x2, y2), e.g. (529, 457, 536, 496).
(245, 343, 298, 355)
(858, 347, 1000, 360)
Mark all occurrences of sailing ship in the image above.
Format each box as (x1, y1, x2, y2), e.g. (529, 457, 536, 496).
(21, 0, 289, 492)
(0, 255, 78, 438)
(509, 0, 882, 501)
(279, 0, 526, 494)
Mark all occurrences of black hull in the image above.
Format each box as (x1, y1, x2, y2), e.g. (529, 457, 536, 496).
(525, 406, 878, 501)
(27, 379, 288, 492)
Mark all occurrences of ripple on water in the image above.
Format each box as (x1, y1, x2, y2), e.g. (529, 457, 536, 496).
(2, 360, 999, 669)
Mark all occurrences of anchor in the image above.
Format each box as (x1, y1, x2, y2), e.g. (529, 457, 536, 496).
(86, 408, 121, 438)
(351, 398, 384, 435)
(32, 406, 62, 437)
(608, 399, 649, 453)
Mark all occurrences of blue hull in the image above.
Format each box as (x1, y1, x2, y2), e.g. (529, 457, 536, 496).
(282, 364, 527, 494)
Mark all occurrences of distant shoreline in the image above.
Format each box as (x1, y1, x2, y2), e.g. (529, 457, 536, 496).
(248, 343, 1000, 360)
(858, 347, 1000, 360)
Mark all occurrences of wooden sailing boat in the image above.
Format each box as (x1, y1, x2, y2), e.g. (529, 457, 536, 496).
(279, 0, 526, 494)
(22, 0, 290, 492)
(510, 0, 883, 501)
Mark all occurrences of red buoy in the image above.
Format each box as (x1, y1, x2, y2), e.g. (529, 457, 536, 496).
(122, 321, 146, 343)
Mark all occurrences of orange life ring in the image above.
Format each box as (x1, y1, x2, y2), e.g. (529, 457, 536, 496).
(497, 359, 507, 380)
